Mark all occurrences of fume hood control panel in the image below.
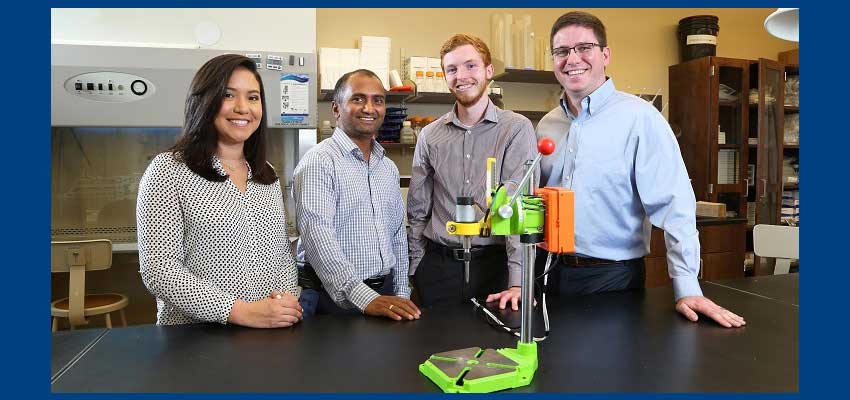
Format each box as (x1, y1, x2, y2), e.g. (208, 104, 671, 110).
(52, 44, 316, 128)
(64, 72, 155, 103)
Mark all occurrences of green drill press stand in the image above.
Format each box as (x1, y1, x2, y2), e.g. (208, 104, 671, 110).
(419, 138, 557, 393)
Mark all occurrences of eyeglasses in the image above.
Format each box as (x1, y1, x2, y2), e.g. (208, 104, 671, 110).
(551, 43, 603, 58)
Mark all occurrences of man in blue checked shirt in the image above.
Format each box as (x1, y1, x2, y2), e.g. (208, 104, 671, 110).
(293, 69, 420, 321)
(495, 11, 744, 328)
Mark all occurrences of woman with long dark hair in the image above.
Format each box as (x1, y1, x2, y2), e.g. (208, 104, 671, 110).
(137, 54, 302, 328)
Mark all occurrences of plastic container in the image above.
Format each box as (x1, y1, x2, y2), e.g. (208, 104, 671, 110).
(677, 15, 719, 62)
(425, 70, 436, 93)
(409, 116, 424, 138)
(379, 107, 407, 143)
(319, 120, 334, 141)
(377, 128, 401, 143)
(400, 121, 415, 144)
(385, 107, 408, 122)
(435, 71, 446, 93)
(414, 70, 425, 93)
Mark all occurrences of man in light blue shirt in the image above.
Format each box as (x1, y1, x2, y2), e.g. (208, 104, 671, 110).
(489, 11, 744, 328)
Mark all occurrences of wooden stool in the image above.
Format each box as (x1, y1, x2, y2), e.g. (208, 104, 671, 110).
(51, 240, 129, 331)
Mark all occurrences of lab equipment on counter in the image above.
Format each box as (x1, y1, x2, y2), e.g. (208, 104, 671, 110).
(419, 138, 575, 393)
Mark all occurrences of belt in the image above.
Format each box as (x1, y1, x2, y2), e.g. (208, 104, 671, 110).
(558, 255, 640, 267)
(427, 240, 501, 262)
(298, 263, 388, 291)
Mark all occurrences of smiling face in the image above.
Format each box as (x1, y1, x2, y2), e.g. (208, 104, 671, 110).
(213, 66, 262, 146)
(552, 25, 610, 101)
(332, 73, 386, 140)
(442, 44, 494, 108)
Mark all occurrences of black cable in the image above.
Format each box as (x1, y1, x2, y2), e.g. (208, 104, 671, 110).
(468, 252, 553, 342)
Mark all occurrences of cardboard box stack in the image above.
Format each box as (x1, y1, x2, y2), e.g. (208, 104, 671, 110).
(359, 36, 391, 90)
(320, 36, 392, 91)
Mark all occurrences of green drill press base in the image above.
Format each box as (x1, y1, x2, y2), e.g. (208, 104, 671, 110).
(419, 341, 537, 393)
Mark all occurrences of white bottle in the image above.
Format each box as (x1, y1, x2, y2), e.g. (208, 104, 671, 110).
(436, 71, 447, 93)
(425, 71, 435, 93)
(320, 120, 334, 141)
(414, 70, 425, 93)
(400, 121, 415, 144)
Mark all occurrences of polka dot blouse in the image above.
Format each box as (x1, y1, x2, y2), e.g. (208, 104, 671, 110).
(137, 152, 297, 325)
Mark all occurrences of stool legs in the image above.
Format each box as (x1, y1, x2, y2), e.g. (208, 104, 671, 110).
(51, 309, 129, 332)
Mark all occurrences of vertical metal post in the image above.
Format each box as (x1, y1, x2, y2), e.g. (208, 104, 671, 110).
(520, 160, 535, 343)
(520, 243, 535, 343)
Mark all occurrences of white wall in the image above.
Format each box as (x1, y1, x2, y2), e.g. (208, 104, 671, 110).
(51, 8, 316, 53)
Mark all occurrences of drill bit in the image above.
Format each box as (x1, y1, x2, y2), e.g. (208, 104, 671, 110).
(463, 235, 472, 283)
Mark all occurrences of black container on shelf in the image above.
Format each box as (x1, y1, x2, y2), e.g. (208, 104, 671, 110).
(678, 15, 719, 62)
(385, 107, 408, 117)
(377, 130, 401, 143)
(377, 106, 407, 142)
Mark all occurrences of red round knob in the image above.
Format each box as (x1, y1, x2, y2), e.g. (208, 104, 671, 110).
(538, 137, 556, 155)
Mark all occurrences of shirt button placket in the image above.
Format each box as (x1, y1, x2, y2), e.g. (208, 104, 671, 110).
(244, 186, 258, 268)
(463, 129, 472, 188)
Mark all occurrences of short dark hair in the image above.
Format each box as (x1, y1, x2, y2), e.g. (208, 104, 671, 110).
(550, 11, 608, 49)
(170, 54, 277, 184)
(333, 69, 382, 105)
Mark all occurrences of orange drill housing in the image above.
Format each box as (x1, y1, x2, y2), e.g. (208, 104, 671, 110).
(534, 187, 575, 254)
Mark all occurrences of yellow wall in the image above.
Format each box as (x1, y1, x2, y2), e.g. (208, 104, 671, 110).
(318, 8, 797, 114)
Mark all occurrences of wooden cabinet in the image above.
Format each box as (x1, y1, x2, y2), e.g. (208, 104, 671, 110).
(745, 59, 799, 275)
(669, 57, 750, 220)
(669, 55, 799, 276)
(645, 219, 746, 288)
(746, 59, 791, 275)
(645, 227, 672, 287)
(748, 59, 786, 229)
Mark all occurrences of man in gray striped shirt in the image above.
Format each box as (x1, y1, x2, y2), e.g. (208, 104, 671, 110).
(294, 70, 420, 321)
(408, 34, 538, 309)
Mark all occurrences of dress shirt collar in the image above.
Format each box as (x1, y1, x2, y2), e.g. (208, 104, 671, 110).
(444, 96, 499, 128)
(560, 76, 615, 119)
(331, 127, 385, 161)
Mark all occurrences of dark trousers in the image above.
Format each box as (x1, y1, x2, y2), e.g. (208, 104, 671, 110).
(412, 239, 508, 307)
(299, 266, 394, 317)
(536, 248, 645, 297)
